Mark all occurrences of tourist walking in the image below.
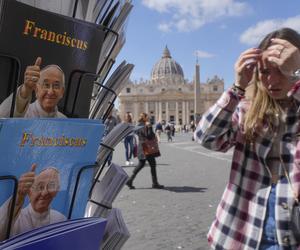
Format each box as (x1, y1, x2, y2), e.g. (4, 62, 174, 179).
(155, 120, 163, 143)
(126, 112, 164, 189)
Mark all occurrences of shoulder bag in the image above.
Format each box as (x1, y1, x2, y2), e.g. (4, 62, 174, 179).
(142, 137, 160, 158)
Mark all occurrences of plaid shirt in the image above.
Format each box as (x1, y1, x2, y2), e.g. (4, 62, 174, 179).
(195, 87, 300, 250)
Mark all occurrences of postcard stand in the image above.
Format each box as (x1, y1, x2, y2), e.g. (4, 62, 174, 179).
(67, 164, 98, 219)
(0, 3, 128, 248)
(72, 0, 116, 22)
(92, 143, 115, 189)
(0, 54, 21, 118)
(72, 0, 80, 18)
(0, 175, 19, 240)
(62, 26, 118, 118)
(89, 80, 117, 121)
(96, 27, 119, 76)
(63, 70, 117, 120)
(67, 143, 114, 219)
(96, 0, 115, 25)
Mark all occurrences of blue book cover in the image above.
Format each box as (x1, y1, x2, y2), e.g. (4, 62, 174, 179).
(0, 118, 104, 241)
(0, 217, 107, 250)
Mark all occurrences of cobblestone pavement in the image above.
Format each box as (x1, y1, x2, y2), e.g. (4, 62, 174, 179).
(112, 132, 232, 250)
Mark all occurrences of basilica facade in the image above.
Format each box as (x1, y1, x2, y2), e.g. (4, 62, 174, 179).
(118, 47, 224, 125)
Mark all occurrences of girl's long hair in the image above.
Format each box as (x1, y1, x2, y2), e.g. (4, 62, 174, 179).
(244, 28, 300, 141)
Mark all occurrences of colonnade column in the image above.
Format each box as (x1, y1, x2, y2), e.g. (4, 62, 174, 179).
(158, 101, 162, 122)
(166, 102, 169, 122)
(175, 102, 179, 124)
(155, 102, 159, 123)
(145, 102, 149, 114)
(186, 101, 190, 125)
(182, 101, 186, 126)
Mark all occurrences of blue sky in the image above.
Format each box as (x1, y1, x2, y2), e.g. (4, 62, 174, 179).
(115, 0, 300, 88)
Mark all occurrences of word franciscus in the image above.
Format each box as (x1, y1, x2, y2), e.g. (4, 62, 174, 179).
(19, 132, 87, 147)
(23, 20, 88, 51)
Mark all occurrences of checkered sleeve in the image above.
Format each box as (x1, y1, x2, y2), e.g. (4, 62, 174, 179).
(194, 89, 241, 152)
(288, 80, 300, 101)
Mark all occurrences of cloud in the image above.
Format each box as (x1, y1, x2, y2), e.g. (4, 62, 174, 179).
(194, 50, 215, 59)
(142, 0, 251, 32)
(240, 15, 300, 46)
(158, 22, 172, 32)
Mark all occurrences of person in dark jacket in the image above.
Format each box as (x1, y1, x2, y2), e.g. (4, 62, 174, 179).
(164, 123, 172, 142)
(123, 112, 134, 166)
(126, 112, 164, 189)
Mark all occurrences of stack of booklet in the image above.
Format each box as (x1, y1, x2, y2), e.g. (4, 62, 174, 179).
(92, 0, 109, 23)
(86, 163, 129, 218)
(89, 0, 134, 120)
(96, 1, 133, 74)
(0, 217, 107, 250)
(101, 208, 130, 250)
(90, 61, 134, 120)
(85, 163, 131, 250)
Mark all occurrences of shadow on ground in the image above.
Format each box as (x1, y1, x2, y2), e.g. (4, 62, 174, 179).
(163, 186, 207, 193)
(134, 186, 207, 193)
(121, 163, 170, 168)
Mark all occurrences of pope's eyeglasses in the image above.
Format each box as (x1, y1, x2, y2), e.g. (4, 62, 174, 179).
(40, 82, 63, 91)
(31, 181, 58, 192)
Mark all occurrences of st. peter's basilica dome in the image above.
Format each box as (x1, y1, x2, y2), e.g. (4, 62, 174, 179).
(151, 46, 184, 82)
